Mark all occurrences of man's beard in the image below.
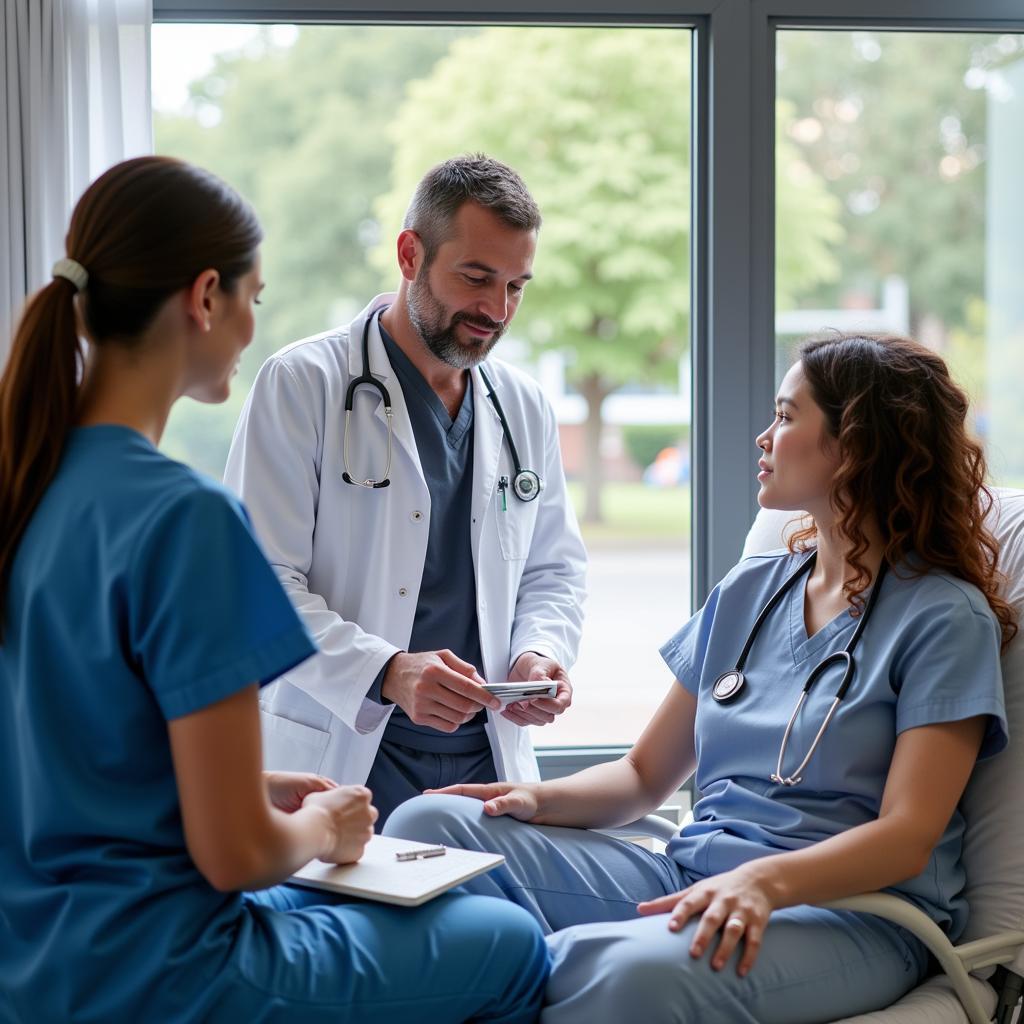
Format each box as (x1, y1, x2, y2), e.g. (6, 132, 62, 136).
(407, 271, 506, 369)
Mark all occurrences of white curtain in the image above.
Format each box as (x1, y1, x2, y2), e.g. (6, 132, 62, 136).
(0, 0, 152, 364)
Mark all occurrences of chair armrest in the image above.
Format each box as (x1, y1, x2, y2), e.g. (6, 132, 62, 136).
(822, 893, 1024, 1024)
(594, 819, 1024, 1022)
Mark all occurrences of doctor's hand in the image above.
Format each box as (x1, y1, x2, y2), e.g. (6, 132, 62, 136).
(426, 781, 542, 823)
(263, 770, 338, 814)
(303, 784, 378, 865)
(502, 653, 572, 728)
(381, 649, 501, 732)
(636, 864, 775, 977)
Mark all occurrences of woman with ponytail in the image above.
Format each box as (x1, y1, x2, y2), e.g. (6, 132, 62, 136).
(0, 157, 546, 1024)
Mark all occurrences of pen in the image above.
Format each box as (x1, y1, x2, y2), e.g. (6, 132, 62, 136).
(395, 845, 447, 861)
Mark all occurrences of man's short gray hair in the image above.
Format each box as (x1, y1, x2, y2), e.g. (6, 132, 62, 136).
(403, 154, 542, 264)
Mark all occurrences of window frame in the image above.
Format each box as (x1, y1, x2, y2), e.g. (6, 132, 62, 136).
(152, 0, 1024, 776)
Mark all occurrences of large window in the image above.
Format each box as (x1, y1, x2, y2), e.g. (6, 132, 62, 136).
(776, 29, 1024, 485)
(152, 3, 1024, 755)
(152, 23, 694, 746)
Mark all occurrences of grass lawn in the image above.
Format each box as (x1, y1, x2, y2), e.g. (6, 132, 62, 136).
(566, 481, 691, 546)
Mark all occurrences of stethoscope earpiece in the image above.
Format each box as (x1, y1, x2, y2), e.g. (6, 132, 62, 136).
(342, 471, 391, 489)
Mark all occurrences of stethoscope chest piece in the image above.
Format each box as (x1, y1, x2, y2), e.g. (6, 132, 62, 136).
(479, 366, 543, 504)
(512, 469, 543, 502)
(712, 669, 746, 703)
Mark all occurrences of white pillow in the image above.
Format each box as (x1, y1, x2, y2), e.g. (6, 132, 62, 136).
(741, 507, 803, 560)
(958, 489, 1024, 969)
(741, 490, 1024, 969)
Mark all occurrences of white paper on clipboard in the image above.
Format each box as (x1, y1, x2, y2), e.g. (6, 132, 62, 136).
(289, 835, 505, 907)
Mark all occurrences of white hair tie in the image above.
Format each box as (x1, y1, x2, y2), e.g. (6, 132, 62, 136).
(52, 258, 89, 293)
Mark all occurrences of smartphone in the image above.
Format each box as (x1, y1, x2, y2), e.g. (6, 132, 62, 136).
(483, 681, 558, 706)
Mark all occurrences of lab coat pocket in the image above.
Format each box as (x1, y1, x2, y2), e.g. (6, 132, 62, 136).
(260, 709, 330, 774)
(495, 499, 538, 561)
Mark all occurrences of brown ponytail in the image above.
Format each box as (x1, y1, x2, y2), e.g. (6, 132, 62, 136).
(0, 280, 83, 636)
(0, 156, 262, 636)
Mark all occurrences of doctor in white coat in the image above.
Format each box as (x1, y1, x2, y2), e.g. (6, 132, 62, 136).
(224, 155, 587, 824)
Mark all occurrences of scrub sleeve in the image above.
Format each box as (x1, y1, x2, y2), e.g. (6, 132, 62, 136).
(132, 486, 317, 715)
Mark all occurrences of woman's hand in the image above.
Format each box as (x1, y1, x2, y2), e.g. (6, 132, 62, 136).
(263, 770, 337, 813)
(427, 782, 541, 822)
(636, 865, 775, 976)
(303, 784, 378, 865)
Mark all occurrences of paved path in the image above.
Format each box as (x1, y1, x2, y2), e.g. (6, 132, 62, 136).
(533, 545, 692, 748)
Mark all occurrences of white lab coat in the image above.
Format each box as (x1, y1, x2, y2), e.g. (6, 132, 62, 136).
(224, 294, 587, 785)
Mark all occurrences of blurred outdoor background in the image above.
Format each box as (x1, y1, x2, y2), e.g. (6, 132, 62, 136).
(152, 25, 1023, 745)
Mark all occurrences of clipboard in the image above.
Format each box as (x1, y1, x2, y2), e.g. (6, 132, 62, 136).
(289, 835, 505, 907)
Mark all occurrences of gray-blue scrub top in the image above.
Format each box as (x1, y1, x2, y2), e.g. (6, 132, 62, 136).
(660, 549, 1008, 939)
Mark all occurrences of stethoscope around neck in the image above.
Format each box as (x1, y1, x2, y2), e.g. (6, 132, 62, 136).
(712, 550, 889, 787)
(341, 307, 543, 502)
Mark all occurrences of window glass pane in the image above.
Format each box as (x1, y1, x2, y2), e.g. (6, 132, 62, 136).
(776, 30, 1024, 485)
(152, 24, 693, 746)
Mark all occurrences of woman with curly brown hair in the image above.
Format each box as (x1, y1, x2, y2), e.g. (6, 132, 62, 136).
(385, 332, 1012, 1024)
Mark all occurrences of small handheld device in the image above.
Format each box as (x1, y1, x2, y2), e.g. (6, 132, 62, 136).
(483, 681, 558, 706)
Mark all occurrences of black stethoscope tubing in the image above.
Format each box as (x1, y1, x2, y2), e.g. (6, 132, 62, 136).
(342, 307, 542, 502)
(712, 550, 889, 786)
(478, 365, 542, 502)
(347, 308, 394, 416)
(342, 308, 394, 489)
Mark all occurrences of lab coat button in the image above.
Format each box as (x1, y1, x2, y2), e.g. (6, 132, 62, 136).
(411, 510, 423, 522)
(398, 587, 408, 597)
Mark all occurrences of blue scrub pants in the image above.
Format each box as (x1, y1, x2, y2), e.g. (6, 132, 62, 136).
(367, 738, 498, 828)
(201, 883, 548, 1022)
(384, 795, 930, 1024)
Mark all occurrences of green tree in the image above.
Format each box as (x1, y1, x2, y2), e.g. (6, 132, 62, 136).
(154, 25, 841, 499)
(776, 32, 1024, 343)
(776, 32, 1024, 465)
(155, 26, 473, 475)
(377, 27, 840, 521)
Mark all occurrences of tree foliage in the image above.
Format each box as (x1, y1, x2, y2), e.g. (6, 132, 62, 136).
(378, 28, 692, 393)
(155, 27, 472, 473)
(776, 31, 1024, 475)
(379, 28, 840, 386)
(376, 27, 839, 518)
(776, 31, 1022, 336)
(153, 24, 846, 498)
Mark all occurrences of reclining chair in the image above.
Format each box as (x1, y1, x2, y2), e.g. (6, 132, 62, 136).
(623, 488, 1024, 1024)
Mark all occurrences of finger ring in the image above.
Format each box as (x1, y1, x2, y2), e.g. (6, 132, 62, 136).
(725, 917, 745, 930)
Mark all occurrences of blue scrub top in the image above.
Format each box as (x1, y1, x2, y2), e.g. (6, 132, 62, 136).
(0, 426, 316, 1022)
(372, 325, 488, 753)
(660, 549, 1008, 939)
